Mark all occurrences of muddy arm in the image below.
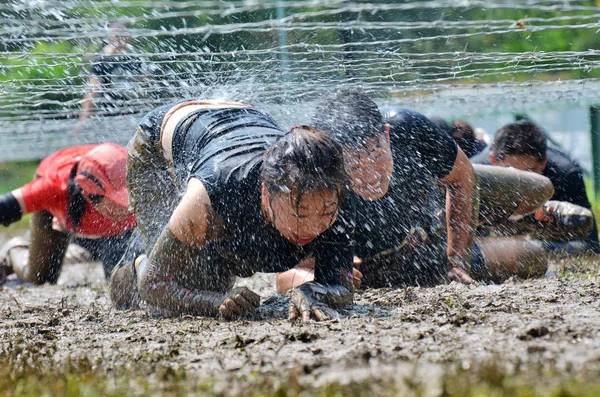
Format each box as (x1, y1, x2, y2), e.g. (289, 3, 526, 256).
(492, 201, 593, 241)
(441, 148, 476, 260)
(136, 179, 228, 316)
(136, 179, 259, 317)
(136, 227, 225, 317)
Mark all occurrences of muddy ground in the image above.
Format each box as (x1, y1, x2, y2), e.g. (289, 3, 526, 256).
(0, 230, 599, 395)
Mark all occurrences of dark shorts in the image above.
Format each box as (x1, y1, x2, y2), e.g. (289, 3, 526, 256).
(73, 230, 134, 278)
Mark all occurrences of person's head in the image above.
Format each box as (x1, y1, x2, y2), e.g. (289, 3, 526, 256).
(489, 121, 548, 174)
(107, 22, 129, 49)
(313, 89, 392, 200)
(452, 120, 476, 141)
(68, 143, 131, 228)
(261, 125, 349, 246)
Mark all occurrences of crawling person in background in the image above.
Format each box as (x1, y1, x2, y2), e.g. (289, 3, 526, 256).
(74, 22, 146, 133)
(109, 100, 354, 322)
(277, 91, 556, 291)
(471, 121, 598, 255)
(0, 143, 136, 285)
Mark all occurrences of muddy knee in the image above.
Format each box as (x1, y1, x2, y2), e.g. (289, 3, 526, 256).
(513, 241, 548, 279)
(478, 238, 548, 283)
(109, 261, 140, 310)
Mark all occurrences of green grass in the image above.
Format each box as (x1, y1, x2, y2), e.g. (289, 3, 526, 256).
(0, 160, 39, 194)
(0, 160, 39, 232)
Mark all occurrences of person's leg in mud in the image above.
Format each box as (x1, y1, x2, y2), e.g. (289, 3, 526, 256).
(109, 229, 145, 310)
(127, 125, 181, 250)
(109, 122, 180, 309)
(473, 237, 548, 283)
(74, 229, 134, 279)
(10, 210, 70, 284)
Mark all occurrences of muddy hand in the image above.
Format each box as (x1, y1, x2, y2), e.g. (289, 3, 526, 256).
(288, 282, 341, 323)
(218, 287, 261, 319)
(536, 201, 593, 230)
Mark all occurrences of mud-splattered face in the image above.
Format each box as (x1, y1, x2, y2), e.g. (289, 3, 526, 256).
(343, 133, 393, 201)
(268, 188, 339, 246)
(492, 153, 547, 174)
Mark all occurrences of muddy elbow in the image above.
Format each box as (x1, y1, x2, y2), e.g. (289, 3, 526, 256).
(516, 173, 554, 216)
(109, 263, 140, 310)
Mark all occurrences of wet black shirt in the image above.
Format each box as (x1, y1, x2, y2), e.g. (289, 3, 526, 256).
(171, 107, 353, 284)
(90, 53, 143, 104)
(456, 137, 487, 159)
(471, 146, 600, 250)
(354, 107, 458, 259)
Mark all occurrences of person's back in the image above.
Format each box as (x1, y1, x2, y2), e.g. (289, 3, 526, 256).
(19, 144, 136, 237)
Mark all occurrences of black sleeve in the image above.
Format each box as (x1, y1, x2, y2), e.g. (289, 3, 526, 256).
(389, 110, 458, 180)
(313, 195, 355, 285)
(552, 169, 591, 209)
(90, 55, 110, 81)
(418, 120, 458, 179)
(0, 193, 23, 226)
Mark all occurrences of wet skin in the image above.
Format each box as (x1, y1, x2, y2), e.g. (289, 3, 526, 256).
(343, 132, 393, 201)
(263, 187, 340, 246)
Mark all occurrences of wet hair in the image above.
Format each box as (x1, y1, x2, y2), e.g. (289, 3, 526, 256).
(66, 163, 87, 231)
(430, 117, 454, 137)
(451, 120, 476, 140)
(451, 120, 479, 155)
(261, 125, 349, 206)
(312, 89, 384, 149)
(491, 121, 547, 162)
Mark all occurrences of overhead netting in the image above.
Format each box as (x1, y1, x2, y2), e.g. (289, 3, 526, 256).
(1, 0, 600, 160)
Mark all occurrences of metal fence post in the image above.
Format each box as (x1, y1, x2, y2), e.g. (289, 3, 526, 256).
(590, 106, 600, 200)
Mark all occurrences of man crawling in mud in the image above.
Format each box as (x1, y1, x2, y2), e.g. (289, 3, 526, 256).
(471, 120, 598, 255)
(278, 90, 593, 290)
(110, 100, 355, 322)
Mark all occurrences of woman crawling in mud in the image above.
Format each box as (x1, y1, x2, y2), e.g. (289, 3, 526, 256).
(278, 91, 593, 291)
(110, 100, 354, 322)
(0, 143, 136, 284)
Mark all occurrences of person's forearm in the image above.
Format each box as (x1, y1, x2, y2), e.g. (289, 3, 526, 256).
(137, 227, 224, 316)
(446, 183, 474, 259)
(78, 92, 96, 121)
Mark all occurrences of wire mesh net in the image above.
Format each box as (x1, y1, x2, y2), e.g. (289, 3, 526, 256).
(1, 0, 599, 160)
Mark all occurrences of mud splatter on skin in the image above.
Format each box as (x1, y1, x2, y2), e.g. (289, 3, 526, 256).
(0, 231, 599, 394)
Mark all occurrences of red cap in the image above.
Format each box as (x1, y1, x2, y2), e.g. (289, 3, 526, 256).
(75, 143, 129, 208)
